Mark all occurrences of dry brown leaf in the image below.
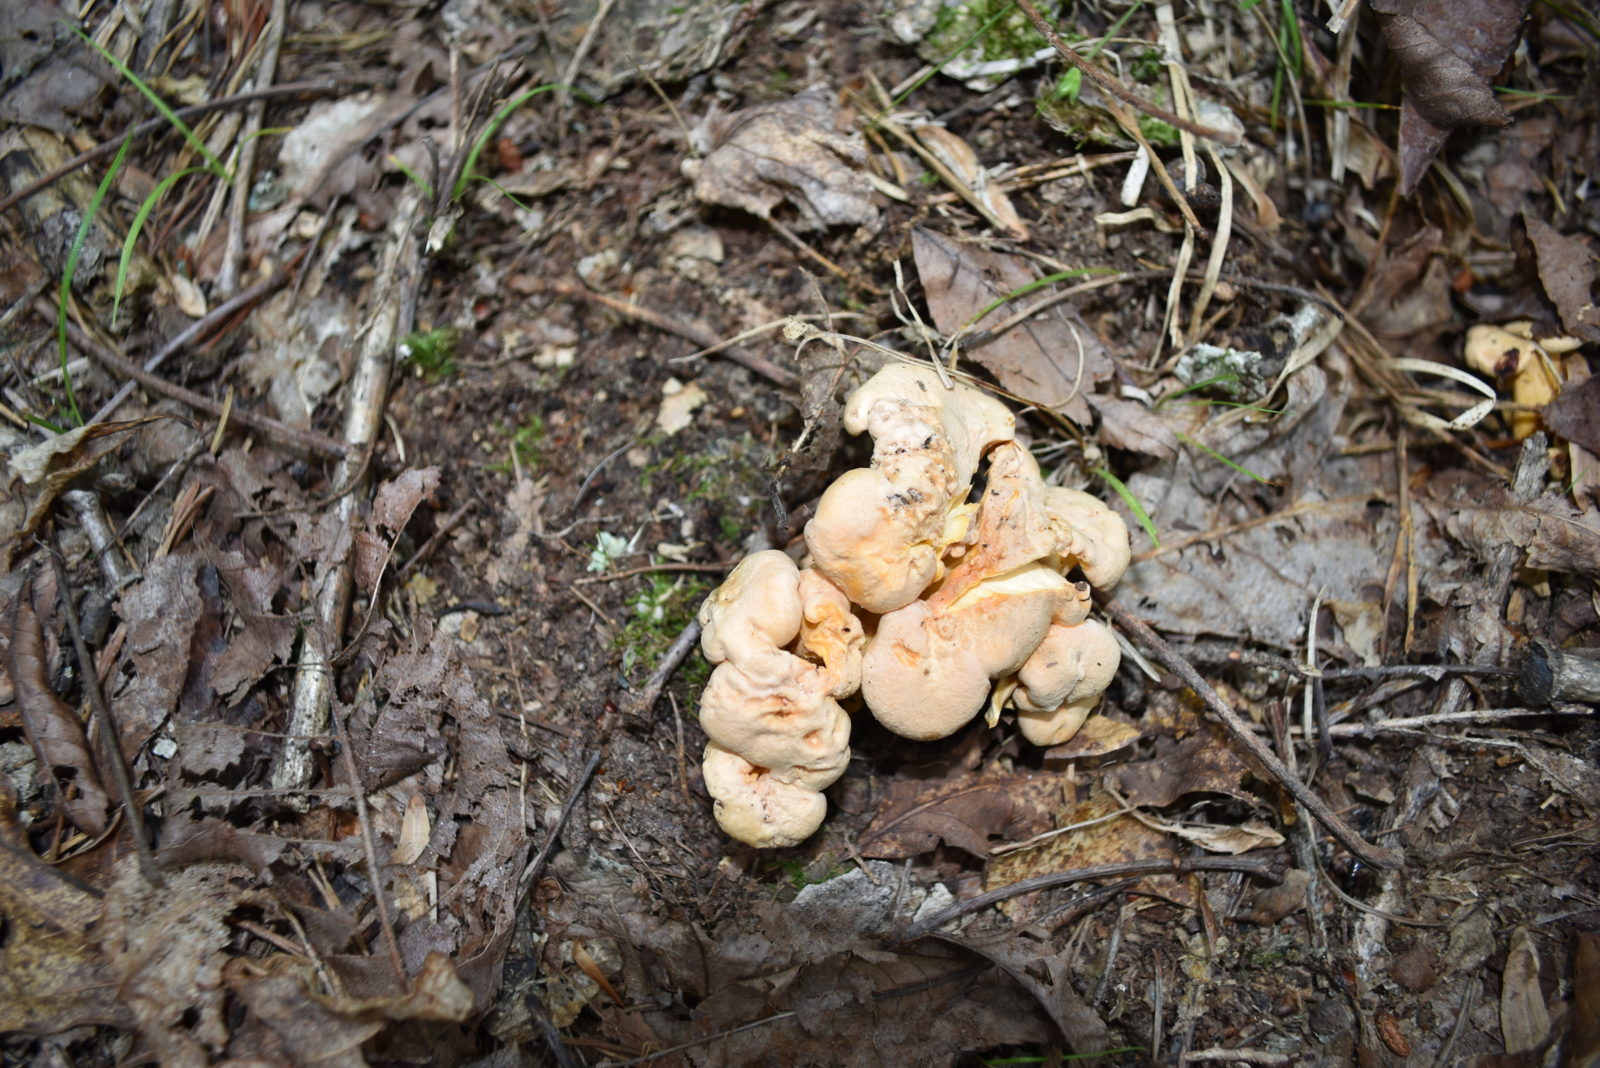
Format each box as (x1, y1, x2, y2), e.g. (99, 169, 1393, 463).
(1107, 726, 1258, 810)
(940, 933, 1112, 1054)
(1238, 868, 1311, 925)
(116, 551, 206, 757)
(690, 92, 879, 232)
(986, 788, 1189, 918)
(1501, 927, 1551, 1053)
(1443, 493, 1600, 579)
(687, 947, 1054, 1067)
(7, 580, 109, 835)
(1044, 715, 1142, 760)
(0, 2, 108, 134)
(355, 466, 441, 591)
(858, 765, 1066, 859)
(912, 228, 1111, 425)
(1569, 932, 1600, 1065)
(1, 418, 160, 570)
(912, 124, 1028, 240)
(1523, 212, 1600, 341)
(1371, 0, 1529, 194)
(1164, 819, 1284, 854)
(0, 786, 132, 1034)
(1086, 393, 1181, 460)
(226, 957, 382, 1067)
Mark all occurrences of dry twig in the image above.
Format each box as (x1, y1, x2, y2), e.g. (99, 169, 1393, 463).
(1098, 594, 1405, 870)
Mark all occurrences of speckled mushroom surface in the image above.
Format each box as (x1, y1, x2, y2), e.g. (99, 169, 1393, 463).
(696, 364, 1131, 846)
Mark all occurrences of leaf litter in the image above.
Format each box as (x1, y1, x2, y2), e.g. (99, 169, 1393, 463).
(1, 0, 1598, 1063)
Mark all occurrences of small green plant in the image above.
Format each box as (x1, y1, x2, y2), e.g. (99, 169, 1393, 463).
(484, 413, 548, 475)
(452, 83, 595, 203)
(400, 327, 459, 379)
(588, 531, 632, 573)
(769, 856, 846, 893)
(1129, 46, 1164, 83)
(615, 572, 713, 680)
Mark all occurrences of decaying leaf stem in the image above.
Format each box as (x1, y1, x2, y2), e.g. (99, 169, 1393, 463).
(1097, 594, 1405, 870)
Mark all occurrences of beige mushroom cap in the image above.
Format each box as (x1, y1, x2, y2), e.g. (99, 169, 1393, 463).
(843, 364, 1016, 489)
(1012, 617, 1121, 746)
(931, 441, 1057, 606)
(702, 743, 828, 848)
(862, 562, 1072, 740)
(806, 468, 946, 614)
(698, 663, 850, 786)
(1046, 487, 1132, 590)
(807, 366, 1018, 614)
(698, 550, 804, 682)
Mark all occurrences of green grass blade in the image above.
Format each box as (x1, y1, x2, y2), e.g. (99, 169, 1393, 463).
(58, 133, 134, 427)
(388, 154, 435, 199)
(113, 165, 208, 325)
(452, 83, 594, 201)
(1154, 372, 1242, 407)
(472, 175, 536, 212)
(1094, 466, 1158, 549)
(74, 28, 226, 174)
(964, 267, 1108, 331)
(1175, 431, 1272, 484)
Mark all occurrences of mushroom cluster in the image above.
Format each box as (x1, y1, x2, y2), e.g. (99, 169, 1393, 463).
(697, 365, 1131, 847)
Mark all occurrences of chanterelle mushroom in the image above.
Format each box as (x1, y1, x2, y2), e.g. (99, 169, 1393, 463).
(696, 550, 862, 848)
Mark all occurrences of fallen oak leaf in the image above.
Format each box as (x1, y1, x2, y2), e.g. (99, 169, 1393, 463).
(912, 227, 1112, 426)
(1, 417, 164, 569)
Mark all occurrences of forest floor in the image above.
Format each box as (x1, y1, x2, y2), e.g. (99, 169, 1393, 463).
(1, 0, 1598, 1064)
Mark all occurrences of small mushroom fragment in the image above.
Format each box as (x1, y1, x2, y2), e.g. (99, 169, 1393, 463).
(805, 364, 1016, 614)
(1046, 486, 1132, 590)
(1010, 616, 1122, 746)
(1464, 322, 1578, 441)
(696, 551, 862, 848)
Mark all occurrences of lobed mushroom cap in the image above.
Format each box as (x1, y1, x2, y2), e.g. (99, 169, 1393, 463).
(862, 562, 1073, 740)
(698, 663, 850, 786)
(698, 549, 804, 681)
(805, 468, 945, 614)
(796, 568, 866, 696)
(1045, 486, 1132, 590)
(1012, 617, 1121, 746)
(843, 364, 1016, 489)
(702, 743, 829, 848)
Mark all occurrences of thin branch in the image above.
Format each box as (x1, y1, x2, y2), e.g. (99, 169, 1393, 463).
(629, 619, 702, 718)
(89, 266, 292, 424)
(0, 82, 340, 217)
(535, 280, 801, 389)
(900, 855, 1281, 941)
(49, 307, 347, 456)
(518, 749, 603, 903)
(329, 699, 409, 987)
(1011, 0, 1241, 146)
(1098, 594, 1405, 870)
(46, 530, 162, 888)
